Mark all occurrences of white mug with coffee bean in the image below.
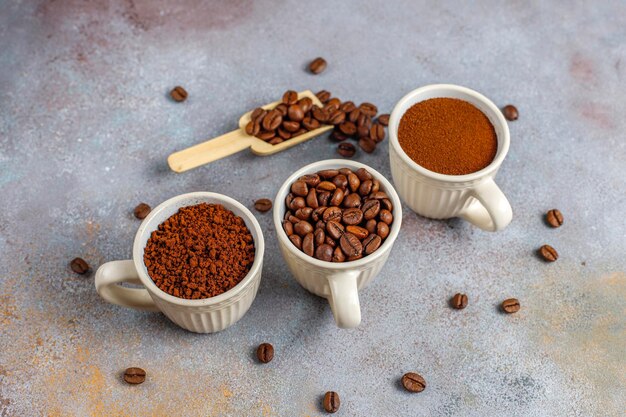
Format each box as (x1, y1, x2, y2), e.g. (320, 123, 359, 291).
(388, 84, 513, 231)
(274, 160, 402, 328)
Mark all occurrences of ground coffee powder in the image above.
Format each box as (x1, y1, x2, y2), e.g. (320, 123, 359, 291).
(398, 98, 497, 175)
(143, 203, 255, 299)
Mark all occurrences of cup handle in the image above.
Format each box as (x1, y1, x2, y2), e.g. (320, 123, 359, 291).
(327, 270, 361, 329)
(95, 260, 160, 312)
(460, 178, 512, 232)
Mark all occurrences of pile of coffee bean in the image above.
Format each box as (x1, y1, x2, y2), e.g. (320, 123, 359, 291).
(314, 90, 389, 157)
(282, 167, 393, 262)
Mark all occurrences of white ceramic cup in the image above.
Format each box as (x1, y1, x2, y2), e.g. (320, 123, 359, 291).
(94, 192, 265, 333)
(389, 84, 512, 232)
(273, 159, 402, 329)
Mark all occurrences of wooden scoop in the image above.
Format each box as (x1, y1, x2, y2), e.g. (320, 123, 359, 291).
(167, 90, 333, 173)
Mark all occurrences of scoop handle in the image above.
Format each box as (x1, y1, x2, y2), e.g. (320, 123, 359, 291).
(168, 129, 254, 173)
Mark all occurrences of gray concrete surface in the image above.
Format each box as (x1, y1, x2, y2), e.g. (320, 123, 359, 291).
(0, 1, 625, 416)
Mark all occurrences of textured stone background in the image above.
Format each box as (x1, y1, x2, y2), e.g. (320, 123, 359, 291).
(1, 1, 625, 416)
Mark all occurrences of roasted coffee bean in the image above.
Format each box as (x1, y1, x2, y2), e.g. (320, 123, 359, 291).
(254, 198, 272, 212)
(342, 207, 363, 225)
(257, 130, 275, 141)
(250, 107, 266, 121)
(170, 86, 188, 102)
(287, 214, 300, 224)
(123, 367, 146, 385)
(294, 221, 314, 236)
(302, 116, 320, 130)
(316, 220, 326, 230)
(363, 234, 382, 255)
(358, 180, 372, 196)
(371, 179, 380, 193)
(379, 209, 393, 224)
(343, 193, 361, 208)
(365, 219, 377, 234)
(133, 203, 151, 219)
(245, 121, 260, 136)
(274, 104, 288, 117)
(268, 137, 283, 145)
(546, 209, 563, 228)
(312, 206, 327, 222)
(318, 169, 339, 179)
(381, 198, 393, 211)
(291, 180, 308, 197)
(326, 221, 345, 240)
(315, 244, 334, 261)
(314, 228, 326, 246)
(283, 120, 301, 133)
(289, 234, 302, 249)
(328, 110, 346, 125)
(337, 142, 356, 157)
(356, 168, 373, 181)
(285, 194, 294, 208)
(317, 191, 331, 207)
(501, 298, 520, 313)
(277, 127, 291, 140)
(338, 121, 357, 136)
(325, 236, 337, 247)
(312, 105, 329, 123)
(300, 173, 321, 187)
(282, 220, 294, 236)
(362, 199, 381, 220)
(346, 225, 368, 240)
(539, 244, 558, 262)
(359, 137, 377, 153)
(330, 130, 349, 142)
(323, 391, 340, 413)
(337, 168, 353, 176)
(332, 246, 346, 262)
(357, 113, 372, 128)
(262, 109, 283, 131)
(257, 343, 274, 363)
(306, 188, 319, 208)
(502, 104, 518, 121)
(359, 102, 378, 117)
(369, 191, 388, 200)
(309, 57, 327, 74)
(348, 173, 360, 192)
(340, 233, 362, 257)
(357, 125, 370, 138)
(329, 188, 345, 206)
(288, 104, 305, 122)
(317, 181, 337, 191)
(369, 123, 385, 142)
(322, 206, 342, 223)
(291, 196, 306, 210)
(325, 98, 341, 112)
(70, 257, 89, 274)
(331, 174, 347, 189)
(298, 97, 313, 113)
(348, 108, 361, 123)
(402, 372, 426, 393)
(377, 114, 390, 126)
(302, 233, 315, 257)
(316, 90, 331, 103)
(376, 221, 390, 239)
(295, 207, 313, 220)
(451, 293, 468, 309)
(282, 90, 299, 105)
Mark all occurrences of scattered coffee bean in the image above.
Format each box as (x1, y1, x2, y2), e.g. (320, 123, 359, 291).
(123, 367, 146, 385)
(545, 209, 563, 228)
(70, 257, 89, 274)
(501, 298, 520, 314)
(358, 137, 377, 153)
(257, 343, 274, 363)
(170, 86, 188, 102)
(309, 57, 327, 74)
(254, 198, 273, 212)
(502, 104, 518, 121)
(282, 90, 299, 105)
(316, 90, 331, 103)
(337, 142, 356, 158)
(402, 372, 426, 393)
(539, 244, 558, 262)
(377, 114, 390, 126)
(451, 293, 468, 309)
(133, 203, 151, 220)
(323, 391, 340, 413)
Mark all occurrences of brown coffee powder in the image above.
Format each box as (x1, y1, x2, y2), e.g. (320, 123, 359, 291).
(143, 203, 255, 299)
(398, 98, 497, 175)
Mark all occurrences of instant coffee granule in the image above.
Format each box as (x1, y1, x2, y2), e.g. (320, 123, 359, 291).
(143, 203, 255, 299)
(398, 98, 497, 175)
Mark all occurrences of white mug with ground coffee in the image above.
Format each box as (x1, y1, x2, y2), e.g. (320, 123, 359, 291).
(95, 192, 265, 333)
(389, 84, 513, 231)
(274, 160, 402, 329)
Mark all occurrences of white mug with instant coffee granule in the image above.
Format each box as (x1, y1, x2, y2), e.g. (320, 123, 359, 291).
(389, 84, 513, 231)
(95, 192, 265, 333)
